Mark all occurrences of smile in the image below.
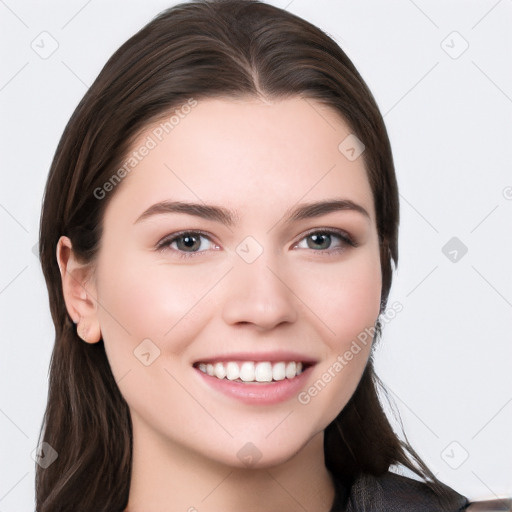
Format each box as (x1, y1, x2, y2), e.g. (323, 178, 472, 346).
(195, 361, 305, 383)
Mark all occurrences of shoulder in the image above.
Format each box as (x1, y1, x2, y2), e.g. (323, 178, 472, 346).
(343, 471, 469, 512)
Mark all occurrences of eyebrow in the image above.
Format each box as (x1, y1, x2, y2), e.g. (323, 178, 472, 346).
(134, 198, 370, 226)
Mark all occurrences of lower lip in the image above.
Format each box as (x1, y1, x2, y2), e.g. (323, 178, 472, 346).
(194, 366, 313, 405)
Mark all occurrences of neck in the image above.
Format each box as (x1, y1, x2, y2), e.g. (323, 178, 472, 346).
(125, 419, 336, 512)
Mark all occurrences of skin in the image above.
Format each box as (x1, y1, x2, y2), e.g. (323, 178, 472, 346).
(58, 96, 382, 512)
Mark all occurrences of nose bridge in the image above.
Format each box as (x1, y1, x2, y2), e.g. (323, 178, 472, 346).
(221, 244, 298, 329)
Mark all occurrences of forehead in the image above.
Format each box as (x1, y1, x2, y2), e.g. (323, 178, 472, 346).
(103, 96, 375, 224)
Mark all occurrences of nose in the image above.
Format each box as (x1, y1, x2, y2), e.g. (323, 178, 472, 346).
(221, 252, 298, 331)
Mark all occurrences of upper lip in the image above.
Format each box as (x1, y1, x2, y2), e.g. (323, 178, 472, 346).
(193, 351, 318, 365)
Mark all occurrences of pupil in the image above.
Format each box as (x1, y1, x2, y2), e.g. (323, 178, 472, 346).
(180, 235, 199, 250)
(309, 234, 330, 250)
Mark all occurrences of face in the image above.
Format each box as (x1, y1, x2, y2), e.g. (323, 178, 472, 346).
(89, 96, 381, 468)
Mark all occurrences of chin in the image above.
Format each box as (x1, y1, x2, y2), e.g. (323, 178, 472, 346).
(206, 425, 326, 471)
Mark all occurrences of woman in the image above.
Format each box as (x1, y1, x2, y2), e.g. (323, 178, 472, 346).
(36, 1, 481, 510)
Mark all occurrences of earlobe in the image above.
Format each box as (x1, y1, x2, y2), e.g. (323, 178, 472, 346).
(56, 236, 102, 344)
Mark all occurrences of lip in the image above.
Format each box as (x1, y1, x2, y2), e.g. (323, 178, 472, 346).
(192, 351, 318, 365)
(193, 363, 315, 405)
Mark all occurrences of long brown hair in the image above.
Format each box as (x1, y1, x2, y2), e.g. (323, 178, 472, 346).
(37, 1, 442, 510)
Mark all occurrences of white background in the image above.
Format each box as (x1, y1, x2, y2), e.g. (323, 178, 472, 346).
(0, 0, 511, 510)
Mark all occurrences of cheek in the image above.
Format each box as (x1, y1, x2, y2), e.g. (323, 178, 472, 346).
(292, 250, 381, 422)
(93, 250, 228, 378)
(295, 250, 382, 350)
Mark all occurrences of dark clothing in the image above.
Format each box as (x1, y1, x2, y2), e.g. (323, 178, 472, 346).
(330, 471, 469, 511)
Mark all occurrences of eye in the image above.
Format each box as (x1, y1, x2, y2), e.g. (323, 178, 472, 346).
(294, 229, 357, 252)
(156, 231, 219, 257)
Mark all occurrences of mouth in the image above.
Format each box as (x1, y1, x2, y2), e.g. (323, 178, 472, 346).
(193, 360, 312, 383)
(192, 354, 317, 405)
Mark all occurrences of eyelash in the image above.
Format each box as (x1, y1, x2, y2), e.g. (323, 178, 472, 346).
(155, 229, 358, 259)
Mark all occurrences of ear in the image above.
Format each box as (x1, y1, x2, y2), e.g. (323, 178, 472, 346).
(56, 236, 102, 344)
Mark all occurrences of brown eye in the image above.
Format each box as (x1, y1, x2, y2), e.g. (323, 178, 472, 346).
(175, 234, 203, 252)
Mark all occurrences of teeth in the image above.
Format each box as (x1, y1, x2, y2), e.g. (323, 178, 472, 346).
(226, 361, 240, 381)
(196, 361, 305, 382)
(272, 362, 286, 381)
(240, 361, 255, 382)
(214, 362, 226, 379)
(255, 362, 272, 382)
(285, 361, 296, 379)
